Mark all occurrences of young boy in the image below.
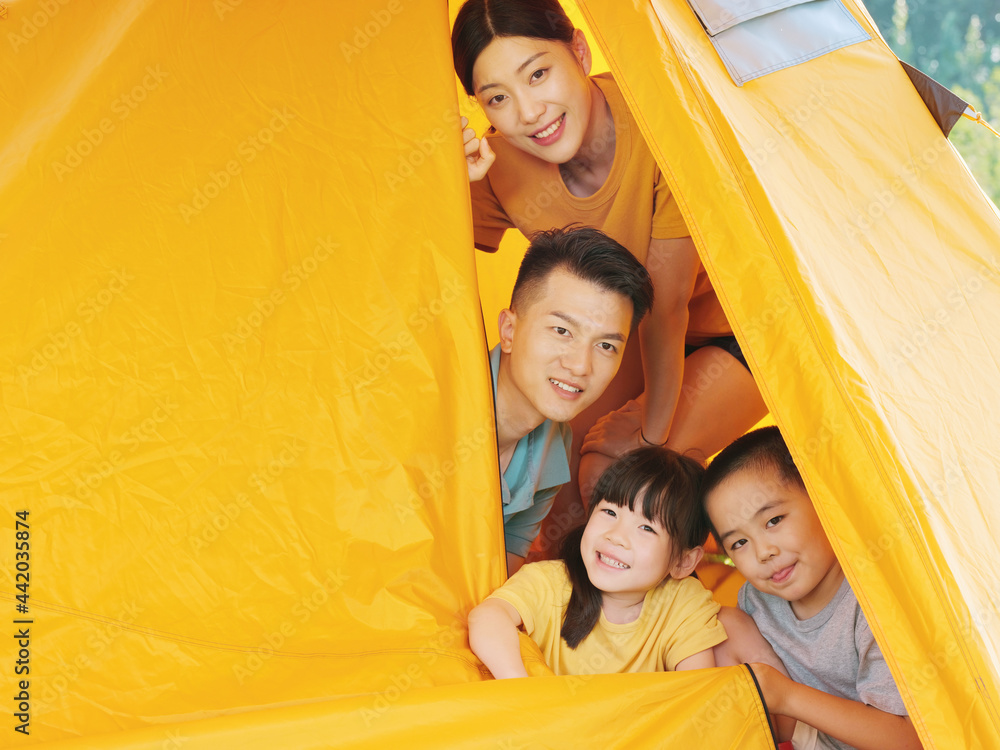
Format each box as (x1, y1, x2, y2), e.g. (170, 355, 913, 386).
(492, 226, 653, 576)
(701, 426, 922, 750)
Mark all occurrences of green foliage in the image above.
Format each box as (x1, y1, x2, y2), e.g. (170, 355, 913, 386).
(950, 69, 1000, 205)
(866, 0, 1000, 205)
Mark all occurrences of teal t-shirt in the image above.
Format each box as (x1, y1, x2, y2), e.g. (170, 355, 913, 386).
(490, 345, 572, 557)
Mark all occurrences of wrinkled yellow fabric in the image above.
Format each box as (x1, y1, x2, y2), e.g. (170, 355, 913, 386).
(455, 0, 1000, 745)
(2, 0, 995, 746)
(575, 0, 1000, 747)
(0, 0, 774, 746)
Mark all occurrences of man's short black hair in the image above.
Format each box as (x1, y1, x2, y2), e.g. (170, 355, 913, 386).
(511, 226, 653, 330)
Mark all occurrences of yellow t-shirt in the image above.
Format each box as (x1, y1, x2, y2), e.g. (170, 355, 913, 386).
(487, 560, 726, 675)
(470, 73, 730, 341)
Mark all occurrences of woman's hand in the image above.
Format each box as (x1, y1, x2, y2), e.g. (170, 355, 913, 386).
(462, 116, 496, 181)
(580, 398, 645, 458)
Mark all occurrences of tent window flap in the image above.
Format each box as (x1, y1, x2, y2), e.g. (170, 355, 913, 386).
(687, 0, 806, 34)
(684, 0, 871, 86)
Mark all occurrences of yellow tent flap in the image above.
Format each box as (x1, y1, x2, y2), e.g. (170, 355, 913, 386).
(575, 0, 1000, 745)
(31, 668, 774, 750)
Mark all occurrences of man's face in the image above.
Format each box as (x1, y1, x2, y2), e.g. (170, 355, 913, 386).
(499, 268, 632, 427)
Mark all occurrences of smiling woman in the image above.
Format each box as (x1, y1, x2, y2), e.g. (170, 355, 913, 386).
(469, 33, 608, 188)
(451, 0, 768, 564)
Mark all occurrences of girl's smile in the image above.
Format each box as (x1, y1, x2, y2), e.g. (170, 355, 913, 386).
(596, 551, 629, 569)
(580, 498, 678, 622)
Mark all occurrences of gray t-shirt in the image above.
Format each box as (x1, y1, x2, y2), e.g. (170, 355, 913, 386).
(739, 577, 906, 750)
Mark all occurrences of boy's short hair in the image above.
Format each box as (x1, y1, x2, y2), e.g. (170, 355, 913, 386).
(700, 426, 805, 542)
(511, 226, 654, 330)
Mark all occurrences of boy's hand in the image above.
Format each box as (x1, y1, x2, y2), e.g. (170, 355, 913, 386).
(748, 663, 923, 750)
(462, 116, 496, 181)
(749, 662, 792, 716)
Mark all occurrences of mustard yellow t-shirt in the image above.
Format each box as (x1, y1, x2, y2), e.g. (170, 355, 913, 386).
(487, 560, 726, 675)
(470, 73, 730, 340)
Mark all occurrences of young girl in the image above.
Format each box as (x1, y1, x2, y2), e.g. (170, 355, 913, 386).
(467, 446, 725, 677)
(451, 0, 766, 540)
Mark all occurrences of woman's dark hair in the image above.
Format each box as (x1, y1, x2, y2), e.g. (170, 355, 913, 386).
(452, 0, 576, 96)
(560, 447, 707, 648)
(699, 426, 804, 547)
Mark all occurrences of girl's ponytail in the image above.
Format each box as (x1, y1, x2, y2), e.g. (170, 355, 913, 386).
(560, 526, 602, 648)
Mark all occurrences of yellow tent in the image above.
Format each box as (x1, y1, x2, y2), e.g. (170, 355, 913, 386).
(0, 0, 997, 747)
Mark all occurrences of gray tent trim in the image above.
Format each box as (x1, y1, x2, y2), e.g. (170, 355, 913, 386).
(900, 61, 968, 137)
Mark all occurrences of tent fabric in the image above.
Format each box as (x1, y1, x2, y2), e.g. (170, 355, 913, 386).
(1, 0, 997, 748)
(0, 0, 773, 747)
(0, 0, 495, 738)
(692, 0, 872, 86)
(29, 669, 776, 750)
(577, 0, 1000, 746)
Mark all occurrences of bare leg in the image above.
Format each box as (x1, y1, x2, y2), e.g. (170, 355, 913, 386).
(576, 346, 766, 507)
(533, 346, 767, 558)
(663, 346, 767, 462)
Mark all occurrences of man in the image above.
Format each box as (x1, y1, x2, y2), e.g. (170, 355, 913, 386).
(491, 226, 653, 575)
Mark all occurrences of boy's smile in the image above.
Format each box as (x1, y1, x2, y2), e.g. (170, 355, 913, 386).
(706, 469, 844, 620)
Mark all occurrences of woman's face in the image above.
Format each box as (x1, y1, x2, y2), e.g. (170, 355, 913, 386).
(470, 31, 593, 165)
